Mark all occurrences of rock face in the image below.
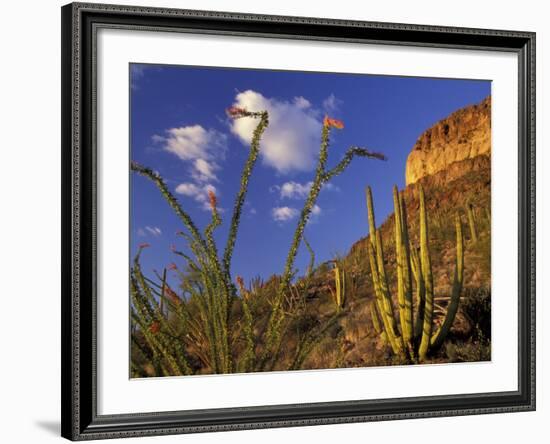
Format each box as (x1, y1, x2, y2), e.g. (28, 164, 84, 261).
(405, 96, 491, 185)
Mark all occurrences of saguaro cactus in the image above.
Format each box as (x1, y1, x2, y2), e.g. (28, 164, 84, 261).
(365, 184, 464, 362)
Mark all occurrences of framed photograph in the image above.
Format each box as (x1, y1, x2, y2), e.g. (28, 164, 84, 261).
(61, 2, 535, 440)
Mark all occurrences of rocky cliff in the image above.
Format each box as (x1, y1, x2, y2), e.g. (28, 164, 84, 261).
(405, 96, 491, 185)
(348, 95, 492, 296)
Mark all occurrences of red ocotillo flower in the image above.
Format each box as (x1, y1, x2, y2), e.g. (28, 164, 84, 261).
(208, 189, 217, 211)
(138, 242, 150, 249)
(149, 321, 160, 334)
(168, 262, 177, 271)
(323, 115, 344, 129)
(226, 106, 249, 119)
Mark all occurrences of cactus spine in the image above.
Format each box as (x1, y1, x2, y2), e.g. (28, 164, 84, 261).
(366, 185, 464, 362)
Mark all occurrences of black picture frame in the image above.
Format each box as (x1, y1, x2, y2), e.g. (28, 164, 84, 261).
(61, 2, 536, 440)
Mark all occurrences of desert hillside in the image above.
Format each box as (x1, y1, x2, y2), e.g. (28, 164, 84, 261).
(131, 96, 492, 376)
(289, 96, 492, 369)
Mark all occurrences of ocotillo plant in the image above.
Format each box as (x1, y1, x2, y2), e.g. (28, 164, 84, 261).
(131, 244, 192, 376)
(131, 106, 387, 376)
(365, 184, 464, 362)
(258, 115, 387, 371)
(132, 107, 268, 375)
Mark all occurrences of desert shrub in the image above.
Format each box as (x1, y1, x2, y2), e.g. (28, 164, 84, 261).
(445, 339, 491, 363)
(461, 286, 491, 341)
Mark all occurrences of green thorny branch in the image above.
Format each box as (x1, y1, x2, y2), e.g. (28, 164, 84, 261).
(222, 110, 269, 299)
(303, 236, 315, 277)
(130, 162, 207, 252)
(258, 117, 387, 370)
(223, 111, 269, 274)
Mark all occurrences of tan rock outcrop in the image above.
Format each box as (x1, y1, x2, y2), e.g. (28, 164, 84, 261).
(405, 96, 491, 185)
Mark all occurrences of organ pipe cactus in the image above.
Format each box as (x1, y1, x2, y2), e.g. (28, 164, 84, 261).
(431, 213, 464, 349)
(365, 184, 464, 362)
(330, 262, 346, 312)
(369, 301, 387, 344)
(467, 202, 478, 242)
(417, 185, 435, 361)
(392, 186, 414, 354)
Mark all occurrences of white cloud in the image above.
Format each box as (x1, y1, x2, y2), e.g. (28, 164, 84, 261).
(230, 90, 323, 173)
(131, 65, 163, 90)
(131, 65, 145, 78)
(323, 183, 339, 192)
(192, 158, 218, 182)
(279, 181, 313, 199)
(271, 204, 321, 223)
(163, 125, 226, 163)
(136, 226, 162, 237)
(151, 134, 165, 144)
(145, 226, 162, 236)
(272, 180, 339, 199)
(175, 182, 202, 198)
(272, 206, 299, 222)
(322, 93, 343, 113)
(293, 96, 311, 109)
(130, 65, 145, 90)
(154, 123, 227, 210)
(155, 124, 226, 183)
(175, 182, 217, 211)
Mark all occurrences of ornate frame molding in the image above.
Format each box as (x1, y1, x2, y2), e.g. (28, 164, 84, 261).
(61, 3, 535, 440)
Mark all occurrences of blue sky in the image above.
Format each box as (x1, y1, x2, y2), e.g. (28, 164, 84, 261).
(130, 63, 490, 286)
